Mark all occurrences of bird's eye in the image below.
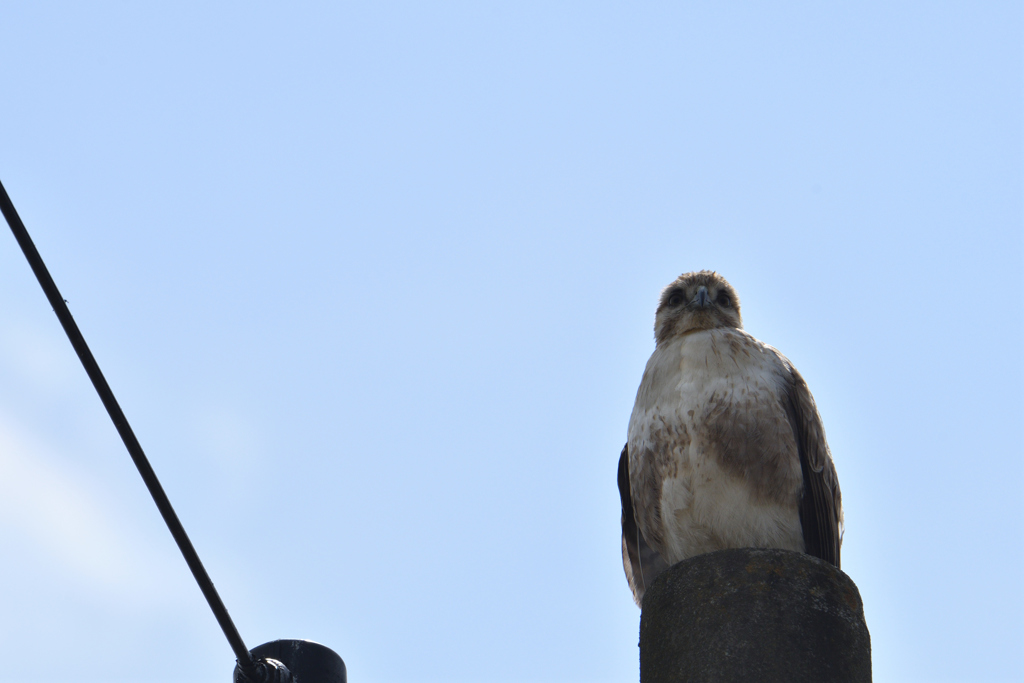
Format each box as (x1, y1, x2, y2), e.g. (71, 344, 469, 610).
(716, 291, 731, 306)
(668, 291, 686, 306)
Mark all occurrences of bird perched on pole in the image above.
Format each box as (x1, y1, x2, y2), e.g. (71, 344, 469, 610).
(619, 271, 843, 607)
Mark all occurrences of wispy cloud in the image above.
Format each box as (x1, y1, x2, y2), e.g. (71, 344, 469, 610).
(0, 413, 187, 606)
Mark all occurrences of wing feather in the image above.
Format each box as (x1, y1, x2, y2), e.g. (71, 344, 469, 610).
(781, 366, 843, 567)
(618, 444, 670, 606)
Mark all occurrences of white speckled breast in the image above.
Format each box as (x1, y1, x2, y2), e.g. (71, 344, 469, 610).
(627, 328, 805, 566)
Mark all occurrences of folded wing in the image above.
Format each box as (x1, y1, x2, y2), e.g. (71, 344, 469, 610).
(618, 444, 671, 606)
(782, 366, 843, 567)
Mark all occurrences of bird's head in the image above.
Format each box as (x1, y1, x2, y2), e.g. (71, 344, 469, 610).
(654, 270, 742, 344)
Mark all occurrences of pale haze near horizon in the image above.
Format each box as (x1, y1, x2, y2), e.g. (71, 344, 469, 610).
(0, 3, 1021, 682)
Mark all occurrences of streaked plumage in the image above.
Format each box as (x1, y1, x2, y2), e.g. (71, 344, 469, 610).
(619, 271, 842, 606)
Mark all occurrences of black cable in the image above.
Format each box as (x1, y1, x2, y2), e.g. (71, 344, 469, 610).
(0, 179, 259, 680)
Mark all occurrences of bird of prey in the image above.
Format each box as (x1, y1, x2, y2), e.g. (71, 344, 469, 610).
(618, 271, 842, 607)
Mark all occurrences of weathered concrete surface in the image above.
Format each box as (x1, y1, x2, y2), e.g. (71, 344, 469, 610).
(639, 548, 871, 683)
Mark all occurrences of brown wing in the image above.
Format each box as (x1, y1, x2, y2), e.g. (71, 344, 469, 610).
(782, 366, 843, 568)
(618, 444, 670, 606)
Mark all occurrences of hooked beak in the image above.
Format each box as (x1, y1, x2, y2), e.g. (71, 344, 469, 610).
(694, 286, 711, 308)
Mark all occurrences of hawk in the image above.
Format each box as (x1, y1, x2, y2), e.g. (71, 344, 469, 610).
(618, 271, 843, 606)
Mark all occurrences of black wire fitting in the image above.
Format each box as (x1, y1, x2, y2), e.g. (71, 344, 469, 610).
(234, 658, 293, 683)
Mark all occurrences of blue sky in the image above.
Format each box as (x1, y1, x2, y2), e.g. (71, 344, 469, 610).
(0, 3, 1021, 682)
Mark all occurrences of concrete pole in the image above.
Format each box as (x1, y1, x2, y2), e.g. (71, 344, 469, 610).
(639, 548, 871, 682)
